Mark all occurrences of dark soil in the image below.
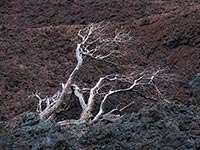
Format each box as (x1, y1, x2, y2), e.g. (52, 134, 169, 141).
(0, 0, 200, 149)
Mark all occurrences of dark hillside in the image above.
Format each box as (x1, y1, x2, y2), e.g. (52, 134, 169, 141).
(0, 1, 200, 149)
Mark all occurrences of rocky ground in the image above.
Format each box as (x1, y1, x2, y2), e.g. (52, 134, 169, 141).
(1, 102, 200, 150)
(0, 0, 200, 149)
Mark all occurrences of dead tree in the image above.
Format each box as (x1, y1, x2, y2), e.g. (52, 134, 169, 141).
(33, 22, 172, 125)
(34, 22, 131, 120)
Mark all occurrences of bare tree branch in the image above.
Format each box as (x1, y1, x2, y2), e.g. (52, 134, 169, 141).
(71, 84, 87, 115)
(33, 22, 174, 126)
(91, 69, 171, 122)
(33, 22, 131, 120)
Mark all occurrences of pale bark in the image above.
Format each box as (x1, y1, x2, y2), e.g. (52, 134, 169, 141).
(39, 44, 83, 119)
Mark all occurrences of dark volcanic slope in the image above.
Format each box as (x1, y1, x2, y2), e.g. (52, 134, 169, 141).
(0, 0, 200, 120)
(1, 102, 200, 150)
(1, 0, 199, 28)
